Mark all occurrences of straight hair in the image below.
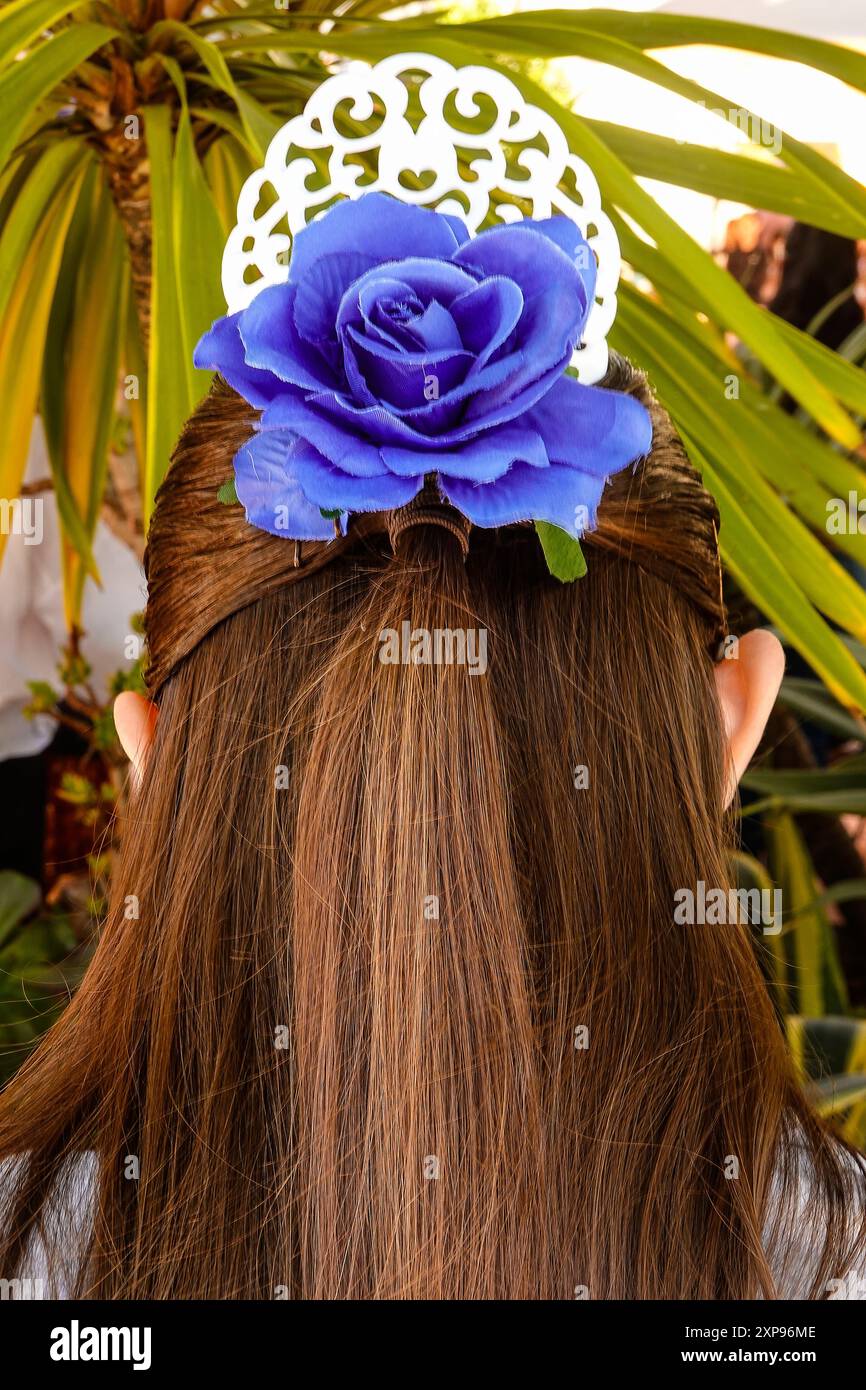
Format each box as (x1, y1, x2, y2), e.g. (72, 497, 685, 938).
(1, 357, 864, 1298)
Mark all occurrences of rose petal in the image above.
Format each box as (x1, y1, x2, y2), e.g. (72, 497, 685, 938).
(258, 397, 388, 478)
(454, 224, 590, 393)
(263, 393, 548, 482)
(194, 313, 281, 408)
(394, 298, 463, 355)
(449, 276, 523, 369)
(458, 222, 590, 317)
(239, 283, 338, 390)
(292, 250, 379, 345)
(525, 375, 653, 473)
(381, 424, 548, 481)
(343, 327, 472, 410)
(484, 216, 597, 301)
(234, 430, 339, 540)
(290, 439, 424, 512)
(305, 358, 570, 445)
(336, 259, 477, 339)
(288, 192, 467, 285)
(460, 318, 573, 421)
(363, 284, 426, 352)
(440, 460, 606, 531)
(441, 211, 471, 246)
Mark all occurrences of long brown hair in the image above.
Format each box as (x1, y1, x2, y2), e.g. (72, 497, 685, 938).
(1, 355, 864, 1298)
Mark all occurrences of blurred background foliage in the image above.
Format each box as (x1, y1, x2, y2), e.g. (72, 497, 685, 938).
(1, 0, 866, 1140)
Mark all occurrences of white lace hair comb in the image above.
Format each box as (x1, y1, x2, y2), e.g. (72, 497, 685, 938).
(220, 51, 621, 385)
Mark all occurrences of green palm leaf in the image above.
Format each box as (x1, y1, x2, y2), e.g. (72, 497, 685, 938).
(0, 0, 92, 69)
(42, 170, 126, 626)
(540, 9, 866, 91)
(0, 141, 88, 569)
(585, 121, 862, 239)
(144, 103, 193, 522)
(453, 16, 866, 222)
(768, 811, 848, 1017)
(683, 434, 866, 713)
(173, 102, 226, 405)
(0, 22, 119, 173)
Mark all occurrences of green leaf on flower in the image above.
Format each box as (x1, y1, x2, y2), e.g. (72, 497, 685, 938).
(320, 507, 342, 520)
(217, 477, 238, 505)
(535, 522, 587, 582)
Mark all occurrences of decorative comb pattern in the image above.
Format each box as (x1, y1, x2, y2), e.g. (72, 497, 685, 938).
(221, 52, 620, 383)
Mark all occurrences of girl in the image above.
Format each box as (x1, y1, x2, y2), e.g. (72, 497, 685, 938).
(1, 350, 864, 1299)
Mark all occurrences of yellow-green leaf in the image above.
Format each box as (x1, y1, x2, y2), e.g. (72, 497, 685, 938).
(0, 22, 118, 173)
(144, 105, 194, 525)
(173, 103, 226, 405)
(52, 175, 126, 627)
(0, 155, 87, 571)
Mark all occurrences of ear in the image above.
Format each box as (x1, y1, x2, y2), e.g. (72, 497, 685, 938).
(713, 629, 785, 809)
(114, 691, 158, 785)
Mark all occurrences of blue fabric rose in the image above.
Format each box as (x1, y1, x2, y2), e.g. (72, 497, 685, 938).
(195, 192, 652, 541)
